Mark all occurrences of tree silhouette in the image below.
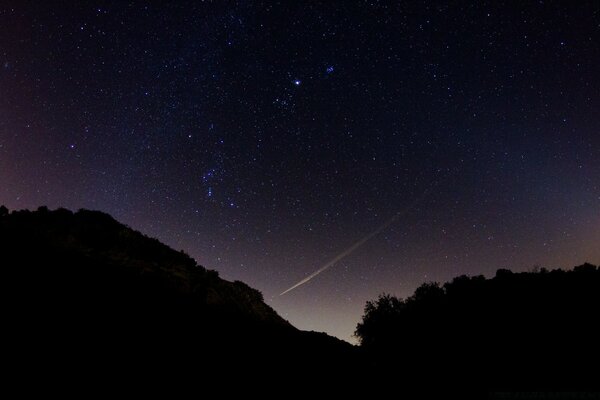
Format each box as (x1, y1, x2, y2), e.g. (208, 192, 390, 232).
(355, 264, 600, 390)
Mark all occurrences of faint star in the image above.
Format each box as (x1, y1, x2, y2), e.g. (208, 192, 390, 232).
(326, 66, 334, 73)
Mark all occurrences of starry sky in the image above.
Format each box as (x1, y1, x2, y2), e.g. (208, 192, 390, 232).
(1, 1, 599, 343)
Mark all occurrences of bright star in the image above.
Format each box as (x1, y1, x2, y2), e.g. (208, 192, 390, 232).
(293, 79, 301, 86)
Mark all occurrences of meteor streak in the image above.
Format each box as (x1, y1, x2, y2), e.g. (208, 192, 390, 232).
(280, 184, 436, 296)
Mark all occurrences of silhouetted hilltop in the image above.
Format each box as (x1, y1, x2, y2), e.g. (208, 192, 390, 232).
(0, 206, 355, 389)
(0, 205, 285, 326)
(356, 264, 600, 391)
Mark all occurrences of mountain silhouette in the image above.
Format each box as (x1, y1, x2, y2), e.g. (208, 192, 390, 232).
(0, 206, 355, 392)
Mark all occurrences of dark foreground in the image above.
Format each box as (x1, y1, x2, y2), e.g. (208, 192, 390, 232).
(1, 206, 598, 395)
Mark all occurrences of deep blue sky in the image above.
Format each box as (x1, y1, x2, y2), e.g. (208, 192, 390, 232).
(1, 1, 599, 342)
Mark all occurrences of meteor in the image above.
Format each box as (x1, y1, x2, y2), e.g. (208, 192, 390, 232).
(279, 184, 436, 296)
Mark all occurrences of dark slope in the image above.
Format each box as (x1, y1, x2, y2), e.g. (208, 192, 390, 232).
(5, 205, 596, 394)
(0, 206, 356, 388)
(356, 265, 600, 392)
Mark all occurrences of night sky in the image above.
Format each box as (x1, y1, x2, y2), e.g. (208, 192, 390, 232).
(1, 1, 599, 342)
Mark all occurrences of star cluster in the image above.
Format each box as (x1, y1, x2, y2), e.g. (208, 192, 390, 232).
(1, 1, 599, 342)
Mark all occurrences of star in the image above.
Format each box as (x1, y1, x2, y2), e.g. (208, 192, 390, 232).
(293, 79, 301, 86)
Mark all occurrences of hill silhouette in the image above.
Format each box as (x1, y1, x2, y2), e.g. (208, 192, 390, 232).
(2, 205, 598, 394)
(0, 206, 355, 391)
(356, 264, 600, 392)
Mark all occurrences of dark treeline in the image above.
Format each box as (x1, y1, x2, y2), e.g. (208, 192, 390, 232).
(356, 264, 600, 391)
